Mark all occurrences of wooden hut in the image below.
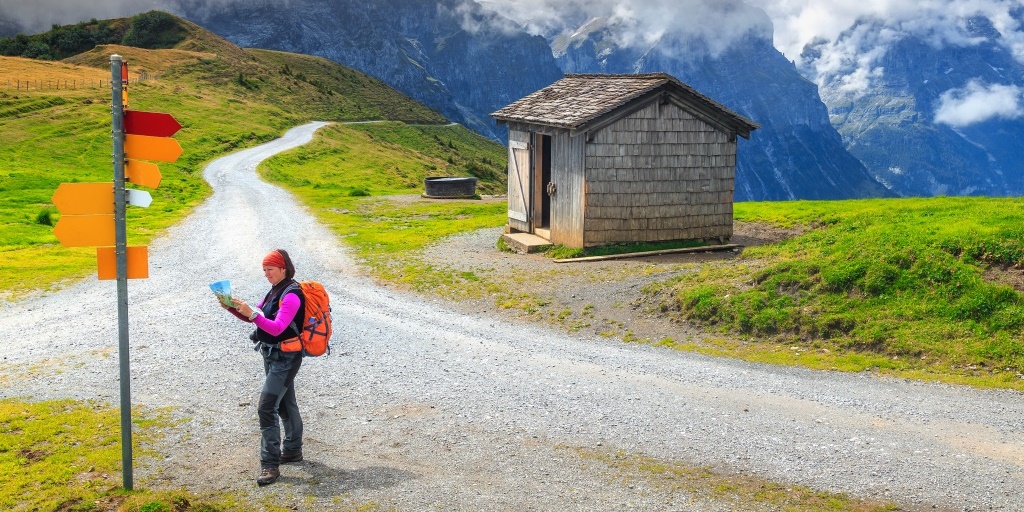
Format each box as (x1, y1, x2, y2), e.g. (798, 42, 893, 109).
(491, 73, 759, 249)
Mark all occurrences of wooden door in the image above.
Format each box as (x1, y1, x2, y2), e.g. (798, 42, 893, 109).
(507, 140, 531, 231)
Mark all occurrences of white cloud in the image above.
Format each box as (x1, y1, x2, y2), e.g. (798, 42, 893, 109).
(0, 0, 171, 34)
(441, 0, 524, 36)
(934, 79, 1024, 126)
(475, 0, 773, 58)
(748, 0, 1024, 62)
(475, 0, 1024, 95)
(739, 0, 1024, 97)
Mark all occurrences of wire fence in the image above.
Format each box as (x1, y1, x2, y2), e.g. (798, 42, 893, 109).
(3, 73, 155, 91)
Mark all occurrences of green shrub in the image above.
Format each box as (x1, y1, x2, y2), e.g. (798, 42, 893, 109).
(496, 236, 511, 253)
(35, 209, 53, 226)
(122, 11, 186, 49)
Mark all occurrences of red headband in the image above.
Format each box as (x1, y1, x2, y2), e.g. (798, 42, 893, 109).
(262, 250, 286, 269)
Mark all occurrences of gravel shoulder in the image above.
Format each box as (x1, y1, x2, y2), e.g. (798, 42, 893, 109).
(2, 123, 1023, 511)
(419, 219, 796, 349)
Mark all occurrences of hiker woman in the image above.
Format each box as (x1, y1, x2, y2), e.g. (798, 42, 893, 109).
(225, 249, 306, 486)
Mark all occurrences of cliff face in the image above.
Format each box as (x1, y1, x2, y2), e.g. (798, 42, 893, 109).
(174, 0, 890, 200)
(804, 16, 1024, 197)
(10, 1, 1023, 199)
(174, 0, 562, 140)
(554, 16, 889, 200)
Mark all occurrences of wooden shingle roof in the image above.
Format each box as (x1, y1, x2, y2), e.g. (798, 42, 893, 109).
(492, 73, 759, 139)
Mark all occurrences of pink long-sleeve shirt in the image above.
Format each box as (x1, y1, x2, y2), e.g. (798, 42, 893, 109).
(229, 290, 301, 337)
(255, 292, 301, 336)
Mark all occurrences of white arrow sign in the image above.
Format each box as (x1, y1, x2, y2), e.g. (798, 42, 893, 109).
(126, 189, 153, 208)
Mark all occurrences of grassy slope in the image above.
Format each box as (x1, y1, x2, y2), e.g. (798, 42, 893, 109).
(656, 197, 1024, 388)
(259, 121, 508, 280)
(0, 15, 449, 299)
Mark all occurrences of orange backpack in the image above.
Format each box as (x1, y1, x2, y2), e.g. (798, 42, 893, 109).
(279, 281, 333, 357)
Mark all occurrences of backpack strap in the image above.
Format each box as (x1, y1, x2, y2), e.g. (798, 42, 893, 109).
(280, 281, 305, 338)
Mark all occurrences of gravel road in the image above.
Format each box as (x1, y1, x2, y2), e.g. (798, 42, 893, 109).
(3, 122, 1024, 511)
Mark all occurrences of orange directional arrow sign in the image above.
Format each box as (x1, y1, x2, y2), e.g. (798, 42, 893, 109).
(124, 134, 182, 162)
(53, 214, 115, 247)
(126, 159, 162, 188)
(52, 182, 114, 215)
(97, 246, 149, 280)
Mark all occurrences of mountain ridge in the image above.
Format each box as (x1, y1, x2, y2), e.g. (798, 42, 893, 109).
(546, 12, 891, 200)
(170, 0, 892, 201)
(12, 2, 1015, 200)
(801, 13, 1024, 197)
(170, 0, 563, 141)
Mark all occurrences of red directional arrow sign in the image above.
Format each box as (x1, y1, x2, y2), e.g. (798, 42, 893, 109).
(124, 110, 181, 137)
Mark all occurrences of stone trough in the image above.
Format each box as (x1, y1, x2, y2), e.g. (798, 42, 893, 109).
(423, 176, 477, 199)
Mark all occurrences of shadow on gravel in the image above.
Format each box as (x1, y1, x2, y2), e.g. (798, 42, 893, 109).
(287, 461, 417, 496)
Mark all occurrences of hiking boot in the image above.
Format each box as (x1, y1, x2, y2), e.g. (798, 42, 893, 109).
(281, 450, 303, 463)
(256, 467, 280, 486)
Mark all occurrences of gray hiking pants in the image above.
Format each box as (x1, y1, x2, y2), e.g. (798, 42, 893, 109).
(258, 348, 303, 468)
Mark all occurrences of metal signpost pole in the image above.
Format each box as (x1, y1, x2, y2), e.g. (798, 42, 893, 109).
(110, 54, 133, 490)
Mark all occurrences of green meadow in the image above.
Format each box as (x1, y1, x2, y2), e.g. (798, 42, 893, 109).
(650, 197, 1024, 388)
(0, 398, 382, 511)
(258, 121, 507, 289)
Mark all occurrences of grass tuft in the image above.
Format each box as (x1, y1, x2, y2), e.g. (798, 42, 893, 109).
(34, 208, 53, 226)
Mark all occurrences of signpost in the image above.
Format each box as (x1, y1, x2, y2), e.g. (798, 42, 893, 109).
(110, 54, 134, 492)
(51, 55, 182, 490)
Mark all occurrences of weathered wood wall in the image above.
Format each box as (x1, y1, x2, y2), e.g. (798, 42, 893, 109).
(506, 128, 531, 233)
(583, 101, 735, 247)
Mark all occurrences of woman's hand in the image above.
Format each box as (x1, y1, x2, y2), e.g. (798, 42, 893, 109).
(232, 298, 253, 318)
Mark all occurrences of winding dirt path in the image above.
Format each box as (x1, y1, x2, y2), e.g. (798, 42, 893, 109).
(2, 122, 1022, 511)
